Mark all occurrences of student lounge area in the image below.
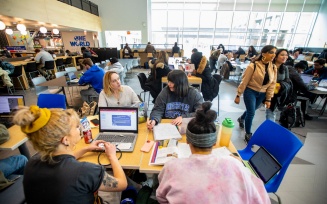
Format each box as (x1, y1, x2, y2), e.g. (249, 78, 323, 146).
(1, 0, 327, 204)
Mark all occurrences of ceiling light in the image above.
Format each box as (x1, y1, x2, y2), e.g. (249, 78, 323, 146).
(0, 21, 5, 30)
(5, 28, 13, 35)
(17, 23, 26, 31)
(53, 28, 59, 34)
(40, 26, 47, 33)
(21, 30, 27, 35)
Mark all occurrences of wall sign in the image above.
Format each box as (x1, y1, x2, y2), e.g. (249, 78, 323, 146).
(5, 46, 26, 50)
(70, 36, 90, 46)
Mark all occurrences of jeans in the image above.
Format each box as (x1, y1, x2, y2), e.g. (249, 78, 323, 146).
(240, 87, 266, 134)
(0, 155, 28, 178)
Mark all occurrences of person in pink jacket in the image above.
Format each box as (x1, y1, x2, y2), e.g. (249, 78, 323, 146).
(156, 102, 270, 204)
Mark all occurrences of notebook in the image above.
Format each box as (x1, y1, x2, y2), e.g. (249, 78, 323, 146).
(301, 74, 313, 84)
(319, 79, 327, 87)
(242, 146, 282, 184)
(95, 107, 138, 152)
(0, 95, 25, 128)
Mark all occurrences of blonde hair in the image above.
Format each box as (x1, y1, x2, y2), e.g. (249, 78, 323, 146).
(103, 71, 122, 96)
(12, 107, 80, 163)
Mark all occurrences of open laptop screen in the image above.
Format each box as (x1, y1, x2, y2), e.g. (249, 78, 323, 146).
(99, 107, 138, 133)
(249, 147, 282, 184)
(0, 95, 25, 115)
(301, 74, 313, 84)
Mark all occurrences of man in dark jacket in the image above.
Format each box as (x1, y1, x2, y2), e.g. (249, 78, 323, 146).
(304, 58, 327, 82)
(191, 52, 218, 101)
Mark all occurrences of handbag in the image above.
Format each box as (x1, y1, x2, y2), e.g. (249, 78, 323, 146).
(78, 101, 97, 118)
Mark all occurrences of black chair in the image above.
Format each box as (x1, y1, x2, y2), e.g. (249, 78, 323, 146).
(213, 74, 222, 116)
(55, 58, 65, 71)
(25, 62, 40, 82)
(137, 73, 151, 104)
(9, 65, 26, 93)
(0, 175, 25, 204)
(44, 60, 55, 77)
(63, 57, 73, 67)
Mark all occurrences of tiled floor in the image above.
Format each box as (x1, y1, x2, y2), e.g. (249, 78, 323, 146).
(1, 68, 326, 204)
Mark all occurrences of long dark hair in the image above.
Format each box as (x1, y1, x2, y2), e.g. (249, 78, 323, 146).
(255, 45, 277, 61)
(167, 70, 189, 97)
(273, 49, 289, 74)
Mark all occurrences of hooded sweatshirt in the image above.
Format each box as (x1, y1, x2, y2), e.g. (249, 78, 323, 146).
(78, 64, 105, 93)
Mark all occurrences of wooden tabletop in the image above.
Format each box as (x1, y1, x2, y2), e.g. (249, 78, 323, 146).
(162, 76, 202, 84)
(0, 125, 28, 151)
(139, 119, 237, 173)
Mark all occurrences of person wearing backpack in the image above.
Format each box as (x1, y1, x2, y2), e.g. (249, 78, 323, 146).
(235, 45, 277, 143)
(266, 49, 293, 121)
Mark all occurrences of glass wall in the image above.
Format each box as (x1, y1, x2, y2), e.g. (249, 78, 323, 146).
(150, 0, 322, 57)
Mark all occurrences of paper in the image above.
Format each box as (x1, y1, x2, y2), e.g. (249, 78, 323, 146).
(316, 87, 327, 92)
(211, 147, 232, 158)
(149, 142, 191, 165)
(153, 123, 182, 141)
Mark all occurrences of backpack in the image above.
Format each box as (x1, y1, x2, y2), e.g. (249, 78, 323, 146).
(279, 104, 296, 130)
(294, 107, 305, 127)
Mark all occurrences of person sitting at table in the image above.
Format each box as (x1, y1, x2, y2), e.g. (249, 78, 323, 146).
(123, 43, 133, 58)
(98, 71, 140, 107)
(146, 51, 171, 103)
(12, 105, 127, 204)
(171, 42, 180, 57)
(65, 49, 72, 56)
(318, 49, 327, 61)
(246, 45, 258, 61)
(191, 51, 218, 101)
(87, 47, 98, 58)
(0, 155, 27, 179)
(147, 70, 203, 129)
(34, 48, 54, 79)
(235, 46, 246, 58)
(304, 58, 327, 82)
(105, 57, 125, 85)
(156, 102, 270, 204)
(216, 50, 230, 73)
(1, 47, 12, 58)
(144, 42, 156, 56)
(78, 58, 105, 103)
(79, 47, 93, 70)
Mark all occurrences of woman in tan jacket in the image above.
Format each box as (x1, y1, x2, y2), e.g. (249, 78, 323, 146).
(234, 45, 277, 143)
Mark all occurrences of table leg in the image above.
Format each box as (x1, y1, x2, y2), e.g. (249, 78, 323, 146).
(319, 95, 327, 116)
(18, 143, 31, 159)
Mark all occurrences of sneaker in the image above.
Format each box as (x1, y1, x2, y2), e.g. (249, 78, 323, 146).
(141, 178, 153, 188)
(244, 133, 252, 144)
(237, 117, 244, 129)
(304, 114, 313, 120)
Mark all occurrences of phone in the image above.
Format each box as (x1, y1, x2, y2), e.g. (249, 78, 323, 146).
(90, 119, 99, 126)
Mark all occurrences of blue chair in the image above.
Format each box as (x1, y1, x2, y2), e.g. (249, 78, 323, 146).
(238, 120, 303, 203)
(37, 94, 66, 109)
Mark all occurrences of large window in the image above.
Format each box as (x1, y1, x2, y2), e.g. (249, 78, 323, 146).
(150, 0, 321, 57)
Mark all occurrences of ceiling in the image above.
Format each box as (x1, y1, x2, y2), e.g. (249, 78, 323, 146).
(0, 15, 86, 32)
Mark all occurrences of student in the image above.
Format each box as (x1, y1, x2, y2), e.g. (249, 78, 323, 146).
(209, 49, 221, 73)
(123, 43, 133, 58)
(171, 42, 180, 57)
(147, 70, 203, 129)
(98, 71, 140, 107)
(156, 102, 270, 204)
(304, 58, 327, 82)
(217, 50, 229, 73)
(144, 42, 156, 55)
(12, 105, 127, 204)
(105, 57, 125, 84)
(247, 45, 258, 60)
(34, 48, 53, 78)
(78, 58, 105, 103)
(146, 51, 171, 103)
(235, 45, 277, 143)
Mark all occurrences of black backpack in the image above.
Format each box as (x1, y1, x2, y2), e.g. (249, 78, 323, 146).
(279, 104, 296, 130)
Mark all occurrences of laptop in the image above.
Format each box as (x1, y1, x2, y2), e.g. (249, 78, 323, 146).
(0, 95, 25, 128)
(168, 64, 175, 70)
(301, 74, 313, 84)
(65, 72, 79, 84)
(95, 107, 138, 152)
(184, 64, 195, 72)
(242, 147, 282, 184)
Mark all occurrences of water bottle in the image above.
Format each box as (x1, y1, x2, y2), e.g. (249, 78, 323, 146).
(219, 118, 234, 147)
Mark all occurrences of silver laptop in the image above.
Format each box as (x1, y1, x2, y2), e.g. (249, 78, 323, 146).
(301, 74, 313, 84)
(242, 146, 282, 184)
(95, 107, 138, 152)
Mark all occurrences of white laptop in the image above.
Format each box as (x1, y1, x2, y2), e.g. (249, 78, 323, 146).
(242, 146, 282, 184)
(95, 107, 138, 152)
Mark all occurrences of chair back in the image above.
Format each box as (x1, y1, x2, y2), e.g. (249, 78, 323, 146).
(65, 67, 77, 73)
(44, 61, 55, 70)
(137, 73, 147, 91)
(238, 120, 303, 193)
(239, 54, 246, 61)
(37, 94, 66, 109)
(55, 71, 67, 78)
(32, 76, 48, 95)
(64, 57, 72, 64)
(173, 53, 179, 57)
(9, 65, 23, 77)
(133, 53, 139, 58)
(25, 62, 37, 73)
(147, 53, 153, 58)
(55, 58, 64, 66)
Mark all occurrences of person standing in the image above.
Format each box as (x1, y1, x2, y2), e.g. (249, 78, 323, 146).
(34, 48, 53, 78)
(171, 42, 180, 57)
(78, 58, 105, 103)
(235, 45, 277, 143)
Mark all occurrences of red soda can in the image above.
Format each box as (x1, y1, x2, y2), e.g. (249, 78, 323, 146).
(83, 129, 93, 144)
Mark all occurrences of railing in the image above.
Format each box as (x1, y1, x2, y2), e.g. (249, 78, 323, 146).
(57, 0, 99, 16)
(120, 44, 184, 50)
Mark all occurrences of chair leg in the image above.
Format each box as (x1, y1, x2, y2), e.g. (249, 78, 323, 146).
(273, 192, 281, 204)
(17, 76, 26, 93)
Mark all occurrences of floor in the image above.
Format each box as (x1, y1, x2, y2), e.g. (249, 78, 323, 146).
(1, 68, 327, 204)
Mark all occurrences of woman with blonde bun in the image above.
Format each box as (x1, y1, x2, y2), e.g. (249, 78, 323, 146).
(13, 105, 127, 204)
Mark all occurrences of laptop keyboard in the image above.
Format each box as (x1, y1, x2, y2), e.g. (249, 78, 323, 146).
(0, 117, 13, 128)
(97, 134, 135, 143)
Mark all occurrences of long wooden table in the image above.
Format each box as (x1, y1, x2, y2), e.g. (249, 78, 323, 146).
(0, 125, 30, 159)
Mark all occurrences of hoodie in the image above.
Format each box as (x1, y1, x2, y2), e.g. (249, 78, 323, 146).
(78, 64, 105, 93)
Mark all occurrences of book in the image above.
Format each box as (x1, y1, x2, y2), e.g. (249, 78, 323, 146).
(149, 140, 232, 166)
(153, 123, 182, 141)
